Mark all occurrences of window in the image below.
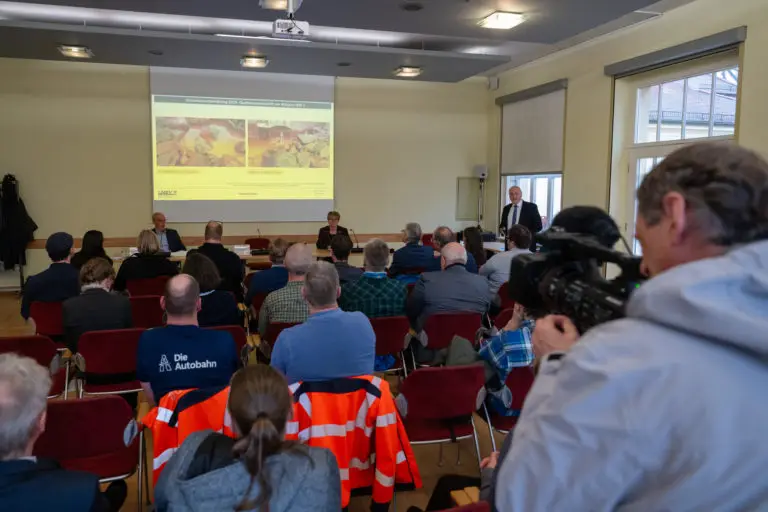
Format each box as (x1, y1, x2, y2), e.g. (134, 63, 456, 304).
(500, 173, 562, 230)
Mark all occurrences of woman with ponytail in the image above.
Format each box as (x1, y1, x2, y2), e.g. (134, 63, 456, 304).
(154, 365, 341, 511)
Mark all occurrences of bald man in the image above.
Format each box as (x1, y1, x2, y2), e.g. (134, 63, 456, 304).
(136, 274, 240, 405)
(499, 187, 542, 250)
(152, 212, 186, 252)
(406, 242, 492, 337)
(258, 243, 314, 340)
(196, 220, 245, 301)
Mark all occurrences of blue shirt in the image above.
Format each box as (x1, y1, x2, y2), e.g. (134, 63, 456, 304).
(245, 265, 289, 304)
(271, 309, 375, 384)
(136, 325, 240, 401)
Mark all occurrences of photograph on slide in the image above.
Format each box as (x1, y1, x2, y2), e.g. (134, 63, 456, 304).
(248, 120, 331, 168)
(156, 117, 246, 167)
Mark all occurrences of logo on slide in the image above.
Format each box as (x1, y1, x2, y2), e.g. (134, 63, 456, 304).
(158, 189, 177, 197)
(159, 355, 173, 373)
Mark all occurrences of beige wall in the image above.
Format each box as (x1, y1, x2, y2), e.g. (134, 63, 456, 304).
(0, 59, 488, 278)
(486, 0, 768, 228)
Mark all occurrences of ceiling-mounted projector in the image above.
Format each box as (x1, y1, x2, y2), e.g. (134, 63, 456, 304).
(259, 0, 304, 13)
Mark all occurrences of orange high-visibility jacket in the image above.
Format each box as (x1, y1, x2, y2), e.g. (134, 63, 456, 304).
(142, 386, 234, 484)
(285, 376, 422, 507)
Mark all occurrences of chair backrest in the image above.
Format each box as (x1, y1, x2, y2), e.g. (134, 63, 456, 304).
(206, 325, 247, 354)
(78, 328, 145, 375)
(244, 272, 256, 289)
(0, 335, 65, 396)
(423, 312, 483, 350)
(506, 366, 535, 412)
(400, 365, 485, 420)
(33, 396, 138, 478)
(369, 316, 410, 356)
(250, 291, 270, 312)
(245, 237, 271, 250)
(421, 233, 433, 246)
(130, 295, 164, 328)
(493, 308, 515, 330)
(496, 282, 515, 310)
(29, 302, 64, 337)
(126, 276, 170, 296)
(265, 322, 298, 345)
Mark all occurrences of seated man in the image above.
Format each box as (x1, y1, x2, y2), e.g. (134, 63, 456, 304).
(258, 243, 313, 338)
(480, 225, 532, 295)
(330, 234, 363, 284)
(136, 275, 240, 406)
(272, 261, 374, 384)
(340, 239, 407, 318)
(245, 238, 290, 308)
(21, 232, 80, 320)
(0, 354, 127, 511)
(196, 221, 245, 302)
(63, 257, 133, 353)
(407, 242, 491, 334)
(152, 211, 186, 252)
(428, 226, 478, 273)
(389, 222, 436, 278)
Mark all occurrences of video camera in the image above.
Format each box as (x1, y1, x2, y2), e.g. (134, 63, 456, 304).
(507, 230, 646, 333)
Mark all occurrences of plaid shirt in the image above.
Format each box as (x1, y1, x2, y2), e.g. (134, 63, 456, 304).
(479, 319, 535, 382)
(339, 274, 408, 318)
(258, 281, 309, 336)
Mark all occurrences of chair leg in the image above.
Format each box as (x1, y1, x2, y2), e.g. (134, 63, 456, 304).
(63, 360, 70, 400)
(482, 402, 498, 452)
(137, 430, 144, 510)
(410, 346, 417, 371)
(437, 443, 444, 467)
(143, 434, 151, 505)
(470, 415, 482, 470)
(456, 441, 462, 466)
(400, 351, 408, 378)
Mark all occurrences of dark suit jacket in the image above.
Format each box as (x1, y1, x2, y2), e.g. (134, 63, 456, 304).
(500, 201, 543, 249)
(0, 458, 108, 512)
(199, 290, 242, 327)
(245, 265, 289, 305)
(390, 243, 436, 276)
(113, 253, 179, 292)
(196, 243, 245, 302)
(62, 288, 133, 352)
(406, 264, 492, 332)
(152, 228, 186, 252)
(316, 225, 349, 250)
(21, 263, 80, 319)
(70, 251, 113, 271)
(334, 261, 363, 284)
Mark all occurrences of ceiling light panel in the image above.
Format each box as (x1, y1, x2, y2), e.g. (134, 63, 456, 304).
(240, 55, 269, 68)
(57, 44, 93, 58)
(394, 66, 421, 78)
(479, 11, 525, 30)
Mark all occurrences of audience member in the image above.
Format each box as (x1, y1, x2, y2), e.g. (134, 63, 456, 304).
(329, 234, 363, 284)
(196, 221, 245, 302)
(182, 251, 240, 328)
(463, 226, 487, 268)
(152, 212, 186, 252)
(20, 232, 79, 320)
(316, 210, 349, 250)
(339, 239, 407, 318)
(478, 304, 535, 388)
(389, 222, 435, 278)
(113, 229, 178, 292)
(136, 275, 240, 406)
(154, 365, 341, 511)
(245, 238, 290, 308)
(0, 354, 127, 511)
(258, 243, 312, 338)
(496, 143, 768, 509)
(428, 226, 478, 273)
(63, 258, 132, 352)
(272, 261, 375, 384)
(480, 225, 532, 295)
(70, 230, 112, 270)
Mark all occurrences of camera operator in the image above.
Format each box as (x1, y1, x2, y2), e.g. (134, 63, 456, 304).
(495, 142, 768, 510)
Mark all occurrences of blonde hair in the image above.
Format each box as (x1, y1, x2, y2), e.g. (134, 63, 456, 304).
(138, 229, 160, 254)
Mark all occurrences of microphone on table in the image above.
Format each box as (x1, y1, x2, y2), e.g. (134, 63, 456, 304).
(256, 227, 262, 238)
(349, 229, 364, 253)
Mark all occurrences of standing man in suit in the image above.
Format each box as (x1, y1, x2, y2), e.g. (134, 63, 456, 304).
(499, 186, 543, 250)
(152, 212, 186, 253)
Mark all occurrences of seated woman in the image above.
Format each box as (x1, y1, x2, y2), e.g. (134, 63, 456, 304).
(462, 226, 487, 269)
(154, 365, 341, 512)
(113, 229, 178, 292)
(182, 251, 241, 327)
(70, 230, 112, 270)
(316, 210, 349, 250)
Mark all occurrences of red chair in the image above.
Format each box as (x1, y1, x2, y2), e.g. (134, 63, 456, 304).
(422, 312, 483, 350)
(399, 365, 485, 468)
(483, 366, 535, 450)
(249, 292, 270, 313)
(76, 328, 145, 398)
(493, 308, 515, 330)
(421, 233, 433, 246)
(125, 276, 170, 296)
(369, 316, 410, 376)
(496, 282, 515, 311)
(247, 261, 273, 271)
(206, 325, 250, 365)
(245, 237, 271, 250)
(29, 301, 65, 345)
(264, 322, 298, 347)
(406, 283, 416, 296)
(0, 335, 67, 398)
(130, 295, 164, 328)
(33, 396, 147, 506)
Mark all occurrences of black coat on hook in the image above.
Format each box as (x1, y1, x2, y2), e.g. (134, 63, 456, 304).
(0, 174, 38, 268)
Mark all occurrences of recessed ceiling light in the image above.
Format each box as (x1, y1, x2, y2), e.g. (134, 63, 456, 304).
(57, 45, 93, 59)
(394, 66, 421, 78)
(241, 55, 269, 69)
(478, 11, 525, 30)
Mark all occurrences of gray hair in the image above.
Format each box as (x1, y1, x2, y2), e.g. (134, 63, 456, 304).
(284, 243, 313, 276)
(441, 242, 467, 266)
(403, 223, 422, 244)
(364, 239, 390, 272)
(637, 142, 768, 246)
(303, 261, 339, 308)
(0, 354, 50, 459)
(433, 226, 455, 249)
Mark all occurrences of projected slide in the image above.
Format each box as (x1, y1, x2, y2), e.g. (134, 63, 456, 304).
(151, 95, 334, 201)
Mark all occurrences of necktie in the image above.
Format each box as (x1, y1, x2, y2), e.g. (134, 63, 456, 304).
(512, 204, 519, 226)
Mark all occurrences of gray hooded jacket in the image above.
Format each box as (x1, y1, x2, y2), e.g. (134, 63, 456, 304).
(496, 240, 768, 511)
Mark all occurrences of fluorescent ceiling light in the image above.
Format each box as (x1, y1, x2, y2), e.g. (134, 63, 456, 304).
(215, 33, 311, 43)
(478, 11, 525, 30)
(394, 66, 421, 78)
(241, 55, 269, 68)
(57, 44, 93, 58)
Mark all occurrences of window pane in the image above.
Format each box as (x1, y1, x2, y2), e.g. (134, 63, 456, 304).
(713, 67, 738, 137)
(659, 80, 684, 141)
(633, 158, 656, 254)
(518, 178, 532, 202)
(684, 73, 713, 140)
(551, 176, 562, 223)
(636, 85, 659, 143)
(534, 177, 549, 221)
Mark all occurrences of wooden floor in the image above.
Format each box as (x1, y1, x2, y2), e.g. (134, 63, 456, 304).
(0, 292, 504, 511)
